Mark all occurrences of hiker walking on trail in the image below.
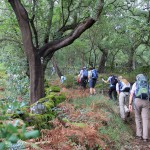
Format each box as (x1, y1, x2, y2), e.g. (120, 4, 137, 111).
(116, 76, 131, 122)
(129, 74, 150, 142)
(102, 75, 118, 100)
(78, 67, 88, 90)
(88, 67, 98, 96)
(60, 75, 66, 84)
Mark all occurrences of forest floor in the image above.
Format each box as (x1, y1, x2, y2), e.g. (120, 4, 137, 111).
(1, 81, 150, 149)
(59, 86, 150, 150)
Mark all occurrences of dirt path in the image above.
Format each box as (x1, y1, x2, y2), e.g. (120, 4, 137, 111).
(127, 111, 150, 150)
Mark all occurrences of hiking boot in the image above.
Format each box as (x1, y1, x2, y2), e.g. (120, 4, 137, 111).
(122, 118, 127, 123)
(143, 139, 148, 142)
(126, 111, 130, 118)
(135, 136, 143, 140)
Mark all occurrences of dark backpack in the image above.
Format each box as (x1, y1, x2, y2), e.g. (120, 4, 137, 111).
(82, 69, 88, 79)
(118, 81, 130, 92)
(135, 75, 150, 100)
(110, 76, 118, 86)
(92, 69, 98, 80)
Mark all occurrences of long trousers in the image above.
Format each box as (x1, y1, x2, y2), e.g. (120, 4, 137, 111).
(119, 92, 129, 119)
(108, 86, 117, 100)
(134, 98, 149, 139)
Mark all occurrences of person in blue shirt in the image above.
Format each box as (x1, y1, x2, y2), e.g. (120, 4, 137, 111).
(102, 75, 117, 100)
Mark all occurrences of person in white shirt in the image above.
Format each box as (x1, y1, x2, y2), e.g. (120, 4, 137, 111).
(78, 67, 88, 90)
(129, 74, 149, 142)
(60, 75, 66, 84)
(116, 76, 131, 122)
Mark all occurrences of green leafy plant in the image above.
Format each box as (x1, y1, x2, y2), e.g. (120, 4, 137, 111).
(0, 101, 40, 150)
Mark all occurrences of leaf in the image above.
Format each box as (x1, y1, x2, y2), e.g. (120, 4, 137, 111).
(0, 142, 5, 150)
(24, 130, 40, 139)
(8, 134, 18, 143)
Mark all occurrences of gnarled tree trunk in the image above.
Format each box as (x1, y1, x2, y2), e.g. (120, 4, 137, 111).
(8, 0, 104, 103)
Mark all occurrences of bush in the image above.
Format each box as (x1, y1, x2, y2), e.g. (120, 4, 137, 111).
(63, 75, 77, 88)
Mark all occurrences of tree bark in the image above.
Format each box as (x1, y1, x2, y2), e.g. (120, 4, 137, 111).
(52, 57, 63, 78)
(98, 49, 108, 73)
(127, 48, 134, 72)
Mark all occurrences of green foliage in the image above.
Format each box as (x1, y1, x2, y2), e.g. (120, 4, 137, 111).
(99, 115, 132, 149)
(28, 113, 55, 130)
(64, 74, 77, 88)
(48, 86, 60, 92)
(0, 101, 40, 149)
(72, 95, 133, 149)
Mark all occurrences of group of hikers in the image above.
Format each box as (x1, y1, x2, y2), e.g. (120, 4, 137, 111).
(77, 66, 98, 95)
(77, 67, 150, 142)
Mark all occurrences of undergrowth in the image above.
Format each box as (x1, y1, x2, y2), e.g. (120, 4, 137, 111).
(72, 95, 133, 150)
(27, 94, 133, 150)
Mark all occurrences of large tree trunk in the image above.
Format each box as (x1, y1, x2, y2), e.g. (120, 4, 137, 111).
(8, 0, 104, 103)
(29, 57, 44, 104)
(127, 48, 134, 72)
(98, 49, 108, 73)
(8, 0, 44, 103)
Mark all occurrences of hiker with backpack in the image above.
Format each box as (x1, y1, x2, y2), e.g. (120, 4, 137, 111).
(102, 75, 118, 100)
(129, 74, 150, 142)
(78, 67, 88, 90)
(88, 67, 98, 95)
(116, 76, 131, 122)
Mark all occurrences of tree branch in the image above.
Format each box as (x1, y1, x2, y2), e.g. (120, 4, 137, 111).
(39, 0, 104, 58)
(8, 0, 35, 60)
(29, 0, 39, 48)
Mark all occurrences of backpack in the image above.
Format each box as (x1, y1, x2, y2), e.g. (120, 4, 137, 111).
(110, 76, 118, 86)
(135, 75, 150, 100)
(119, 81, 130, 92)
(92, 69, 98, 80)
(82, 69, 88, 79)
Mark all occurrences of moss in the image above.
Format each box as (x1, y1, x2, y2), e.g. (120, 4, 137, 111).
(46, 93, 66, 106)
(53, 94, 66, 105)
(38, 97, 49, 103)
(71, 122, 86, 128)
(62, 118, 70, 123)
(43, 100, 54, 111)
(27, 113, 56, 130)
(44, 79, 49, 88)
(46, 86, 60, 94)
(61, 118, 86, 128)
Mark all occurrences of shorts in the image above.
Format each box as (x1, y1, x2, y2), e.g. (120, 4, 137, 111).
(89, 79, 97, 88)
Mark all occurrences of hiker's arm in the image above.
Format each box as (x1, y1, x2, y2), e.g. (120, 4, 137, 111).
(102, 78, 109, 83)
(116, 83, 120, 95)
(129, 83, 136, 112)
(129, 92, 133, 112)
